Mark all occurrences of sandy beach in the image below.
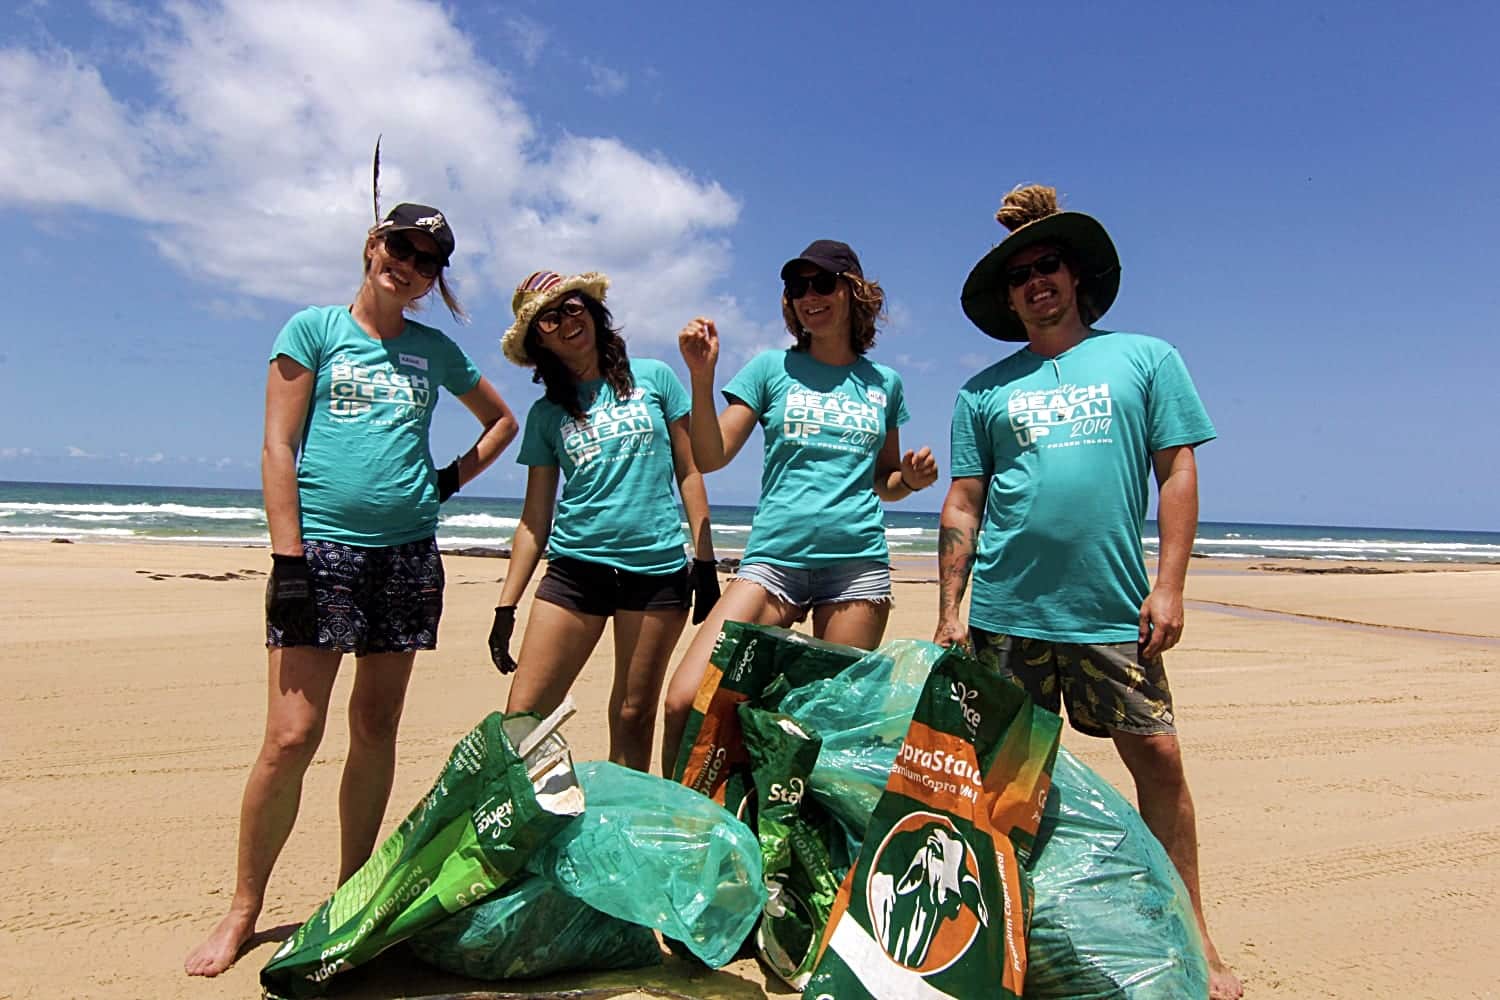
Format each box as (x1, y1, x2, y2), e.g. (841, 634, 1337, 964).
(3, 539, 1497, 1000)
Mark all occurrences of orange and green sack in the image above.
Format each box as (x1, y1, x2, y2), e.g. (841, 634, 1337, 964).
(803, 647, 1061, 1000)
(672, 621, 863, 812)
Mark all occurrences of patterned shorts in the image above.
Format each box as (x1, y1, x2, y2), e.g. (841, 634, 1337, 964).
(266, 537, 444, 655)
(968, 627, 1176, 738)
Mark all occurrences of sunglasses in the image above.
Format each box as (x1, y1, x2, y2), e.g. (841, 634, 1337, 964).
(535, 297, 588, 334)
(1005, 252, 1065, 288)
(383, 231, 444, 279)
(784, 271, 842, 300)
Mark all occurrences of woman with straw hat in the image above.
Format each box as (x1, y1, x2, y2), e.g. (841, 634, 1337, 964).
(187, 185, 518, 978)
(660, 240, 939, 776)
(489, 269, 720, 772)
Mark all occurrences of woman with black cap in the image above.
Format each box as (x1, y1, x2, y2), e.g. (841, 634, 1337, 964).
(186, 199, 517, 978)
(659, 240, 938, 776)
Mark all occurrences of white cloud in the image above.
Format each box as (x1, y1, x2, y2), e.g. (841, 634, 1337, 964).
(0, 447, 37, 459)
(65, 445, 98, 458)
(585, 60, 628, 97)
(504, 13, 549, 67)
(0, 0, 740, 348)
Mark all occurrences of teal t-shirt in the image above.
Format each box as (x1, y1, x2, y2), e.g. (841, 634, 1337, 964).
(517, 358, 692, 575)
(950, 331, 1215, 643)
(724, 349, 910, 568)
(270, 305, 482, 547)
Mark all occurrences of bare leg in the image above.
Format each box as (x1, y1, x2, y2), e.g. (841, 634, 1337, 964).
(608, 608, 690, 771)
(504, 600, 608, 716)
(1113, 731, 1243, 1000)
(810, 598, 891, 650)
(185, 646, 342, 977)
(337, 651, 416, 885)
(659, 579, 801, 778)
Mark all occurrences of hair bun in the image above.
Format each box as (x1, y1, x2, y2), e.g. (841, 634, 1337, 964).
(995, 184, 1060, 232)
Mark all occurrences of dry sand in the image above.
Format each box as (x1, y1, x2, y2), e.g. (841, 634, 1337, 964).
(2, 540, 1498, 999)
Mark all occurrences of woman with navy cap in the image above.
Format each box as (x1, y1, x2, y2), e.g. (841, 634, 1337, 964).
(660, 240, 938, 775)
(186, 200, 516, 977)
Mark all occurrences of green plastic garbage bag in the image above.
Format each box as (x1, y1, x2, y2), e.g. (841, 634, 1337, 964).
(778, 637, 940, 856)
(527, 760, 766, 968)
(1023, 747, 1209, 999)
(407, 874, 661, 981)
(260, 711, 583, 998)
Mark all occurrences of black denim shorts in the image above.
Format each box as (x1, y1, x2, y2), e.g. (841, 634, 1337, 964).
(535, 556, 690, 617)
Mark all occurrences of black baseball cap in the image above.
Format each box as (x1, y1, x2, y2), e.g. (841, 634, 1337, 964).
(378, 203, 455, 265)
(779, 239, 863, 280)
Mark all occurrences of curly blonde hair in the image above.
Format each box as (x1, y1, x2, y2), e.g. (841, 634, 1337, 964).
(781, 273, 886, 354)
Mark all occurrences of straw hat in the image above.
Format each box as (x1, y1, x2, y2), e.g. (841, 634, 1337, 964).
(960, 185, 1120, 342)
(501, 269, 611, 367)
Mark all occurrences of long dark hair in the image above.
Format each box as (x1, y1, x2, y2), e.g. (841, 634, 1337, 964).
(523, 295, 634, 420)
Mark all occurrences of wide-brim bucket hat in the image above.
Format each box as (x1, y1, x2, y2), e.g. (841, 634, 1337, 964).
(960, 185, 1120, 342)
(502, 269, 611, 367)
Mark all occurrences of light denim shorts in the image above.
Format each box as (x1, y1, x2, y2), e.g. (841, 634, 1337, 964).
(733, 558, 892, 608)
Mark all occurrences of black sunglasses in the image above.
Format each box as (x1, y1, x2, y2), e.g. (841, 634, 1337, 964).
(1005, 252, 1065, 288)
(535, 297, 588, 334)
(383, 231, 444, 279)
(784, 271, 842, 300)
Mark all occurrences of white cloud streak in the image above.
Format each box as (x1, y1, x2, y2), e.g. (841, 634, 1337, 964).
(0, 0, 740, 347)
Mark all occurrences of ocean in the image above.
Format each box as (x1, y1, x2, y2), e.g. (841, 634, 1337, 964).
(3, 480, 1498, 564)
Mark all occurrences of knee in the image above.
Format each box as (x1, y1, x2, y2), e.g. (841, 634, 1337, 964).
(663, 685, 695, 725)
(613, 698, 658, 734)
(1118, 734, 1187, 786)
(261, 719, 324, 770)
(348, 700, 405, 746)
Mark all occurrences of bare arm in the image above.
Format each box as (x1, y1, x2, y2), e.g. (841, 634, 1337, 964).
(873, 429, 940, 502)
(448, 376, 519, 489)
(934, 475, 987, 647)
(669, 416, 715, 561)
(497, 466, 559, 607)
(261, 356, 315, 556)
(1140, 444, 1199, 658)
(678, 317, 758, 472)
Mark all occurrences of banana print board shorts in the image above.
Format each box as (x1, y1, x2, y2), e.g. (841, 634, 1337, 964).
(968, 627, 1176, 738)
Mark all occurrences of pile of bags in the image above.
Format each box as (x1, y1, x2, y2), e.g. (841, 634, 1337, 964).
(261, 624, 1207, 999)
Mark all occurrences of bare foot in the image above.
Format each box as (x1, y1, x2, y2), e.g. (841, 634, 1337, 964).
(1209, 960, 1244, 1000)
(184, 908, 256, 977)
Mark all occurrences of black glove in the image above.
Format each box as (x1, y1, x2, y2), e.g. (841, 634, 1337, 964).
(437, 459, 462, 502)
(690, 558, 721, 625)
(489, 605, 519, 673)
(266, 552, 317, 643)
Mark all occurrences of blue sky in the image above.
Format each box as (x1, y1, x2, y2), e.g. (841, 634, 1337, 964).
(2, 0, 1496, 530)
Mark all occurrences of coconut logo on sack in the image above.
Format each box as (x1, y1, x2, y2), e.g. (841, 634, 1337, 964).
(865, 810, 988, 974)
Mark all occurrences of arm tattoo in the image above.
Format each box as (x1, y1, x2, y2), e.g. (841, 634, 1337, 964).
(937, 525, 977, 616)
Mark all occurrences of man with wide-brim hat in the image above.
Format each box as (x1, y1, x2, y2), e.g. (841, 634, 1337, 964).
(938, 185, 1242, 999)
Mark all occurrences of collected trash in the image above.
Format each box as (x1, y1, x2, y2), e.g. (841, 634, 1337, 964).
(525, 760, 765, 969)
(264, 623, 1208, 998)
(260, 702, 585, 999)
(737, 706, 843, 990)
(803, 645, 1062, 999)
(407, 874, 662, 981)
(1023, 746, 1210, 999)
(672, 621, 864, 815)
